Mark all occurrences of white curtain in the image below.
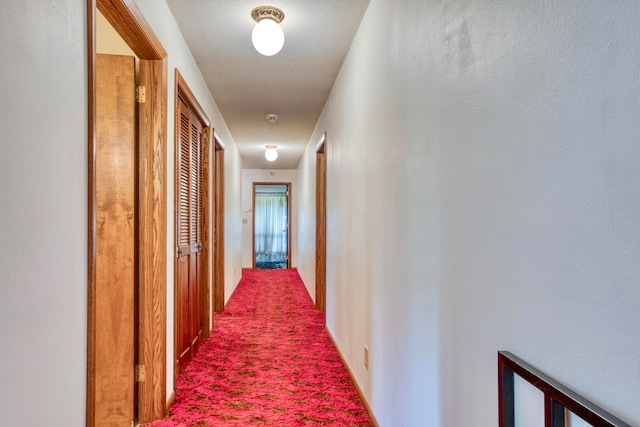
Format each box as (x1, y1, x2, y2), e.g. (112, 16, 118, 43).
(254, 192, 288, 254)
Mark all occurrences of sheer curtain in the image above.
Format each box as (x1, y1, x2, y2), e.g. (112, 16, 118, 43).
(254, 192, 288, 254)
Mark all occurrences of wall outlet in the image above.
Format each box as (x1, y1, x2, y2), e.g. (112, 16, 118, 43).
(364, 345, 369, 370)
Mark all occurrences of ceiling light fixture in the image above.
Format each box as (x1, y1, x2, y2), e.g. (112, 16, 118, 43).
(265, 145, 278, 161)
(251, 6, 285, 56)
(266, 113, 279, 123)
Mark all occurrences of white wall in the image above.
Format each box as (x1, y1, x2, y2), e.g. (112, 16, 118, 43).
(241, 169, 298, 271)
(0, 1, 87, 425)
(132, 0, 243, 396)
(297, 0, 640, 426)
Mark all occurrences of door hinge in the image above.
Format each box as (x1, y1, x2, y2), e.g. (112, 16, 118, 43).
(135, 364, 146, 382)
(135, 86, 146, 103)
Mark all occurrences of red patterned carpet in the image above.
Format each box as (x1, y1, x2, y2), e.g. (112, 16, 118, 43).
(147, 269, 372, 426)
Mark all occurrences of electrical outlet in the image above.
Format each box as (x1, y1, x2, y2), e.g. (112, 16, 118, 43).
(364, 345, 369, 370)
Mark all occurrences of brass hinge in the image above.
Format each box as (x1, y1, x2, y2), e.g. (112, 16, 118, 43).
(135, 364, 146, 382)
(135, 86, 146, 103)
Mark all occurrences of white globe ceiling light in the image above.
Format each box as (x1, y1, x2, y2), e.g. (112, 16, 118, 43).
(265, 145, 278, 161)
(251, 6, 285, 56)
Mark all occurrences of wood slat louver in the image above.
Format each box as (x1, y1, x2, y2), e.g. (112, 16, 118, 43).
(197, 130, 203, 243)
(190, 123, 199, 245)
(178, 102, 191, 249)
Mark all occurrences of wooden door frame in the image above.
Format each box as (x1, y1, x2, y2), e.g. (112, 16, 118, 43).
(173, 69, 211, 383)
(212, 135, 225, 313)
(315, 133, 327, 314)
(88, 0, 168, 424)
(252, 182, 292, 269)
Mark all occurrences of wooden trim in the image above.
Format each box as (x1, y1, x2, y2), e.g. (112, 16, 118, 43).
(97, 0, 166, 59)
(213, 139, 225, 312)
(165, 390, 176, 414)
(137, 58, 168, 423)
(287, 183, 292, 269)
(86, 2, 97, 425)
(176, 71, 210, 128)
(201, 127, 211, 338)
(252, 182, 292, 269)
(162, 390, 176, 418)
(315, 133, 326, 313)
(213, 130, 226, 149)
(325, 328, 379, 427)
(88, 0, 168, 424)
(172, 89, 180, 388)
(252, 184, 256, 270)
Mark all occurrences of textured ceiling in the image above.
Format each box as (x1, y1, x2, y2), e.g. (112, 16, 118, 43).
(165, 0, 370, 169)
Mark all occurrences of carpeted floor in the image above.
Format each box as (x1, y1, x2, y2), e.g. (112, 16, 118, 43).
(147, 269, 372, 426)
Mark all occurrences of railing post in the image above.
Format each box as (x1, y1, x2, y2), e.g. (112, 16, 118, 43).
(546, 396, 567, 427)
(498, 353, 515, 427)
(552, 400, 566, 427)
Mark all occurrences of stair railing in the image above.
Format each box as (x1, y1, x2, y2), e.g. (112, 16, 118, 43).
(498, 351, 631, 427)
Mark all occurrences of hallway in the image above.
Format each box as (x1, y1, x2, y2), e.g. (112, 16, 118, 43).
(4, 0, 640, 425)
(149, 269, 372, 426)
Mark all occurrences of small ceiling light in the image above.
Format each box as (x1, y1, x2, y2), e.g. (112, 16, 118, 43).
(266, 113, 279, 123)
(265, 145, 278, 161)
(251, 6, 285, 56)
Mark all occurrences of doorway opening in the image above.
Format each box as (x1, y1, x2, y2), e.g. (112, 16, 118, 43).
(88, 0, 168, 424)
(253, 183, 291, 269)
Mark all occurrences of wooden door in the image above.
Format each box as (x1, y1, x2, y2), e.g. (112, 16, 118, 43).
(316, 136, 326, 313)
(95, 53, 136, 426)
(212, 138, 225, 312)
(176, 98, 204, 374)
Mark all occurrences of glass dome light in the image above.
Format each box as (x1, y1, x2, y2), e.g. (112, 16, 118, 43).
(265, 145, 278, 161)
(251, 6, 285, 57)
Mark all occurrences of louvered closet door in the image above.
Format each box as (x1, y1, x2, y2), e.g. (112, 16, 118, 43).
(176, 98, 204, 374)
